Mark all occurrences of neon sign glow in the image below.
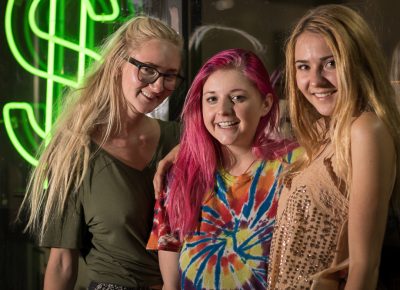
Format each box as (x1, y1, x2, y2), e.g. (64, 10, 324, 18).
(4, 0, 138, 165)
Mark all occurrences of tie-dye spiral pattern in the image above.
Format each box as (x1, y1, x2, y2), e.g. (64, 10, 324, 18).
(147, 150, 299, 289)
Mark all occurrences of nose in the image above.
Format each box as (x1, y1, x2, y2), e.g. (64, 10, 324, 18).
(149, 76, 165, 93)
(217, 97, 234, 115)
(310, 67, 326, 86)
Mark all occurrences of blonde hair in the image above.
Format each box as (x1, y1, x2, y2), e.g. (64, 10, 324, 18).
(20, 16, 183, 241)
(285, 5, 400, 205)
(391, 41, 400, 103)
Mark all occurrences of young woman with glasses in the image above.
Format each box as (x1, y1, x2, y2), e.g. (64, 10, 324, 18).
(18, 16, 183, 290)
(126, 56, 184, 91)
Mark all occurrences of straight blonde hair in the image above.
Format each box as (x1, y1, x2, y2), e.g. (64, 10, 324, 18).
(391, 41, 400, 104)
(19, 16, 183, 241)
(285, 5, 400, 210)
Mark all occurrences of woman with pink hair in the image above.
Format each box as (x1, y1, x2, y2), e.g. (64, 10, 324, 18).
(147, 48, 300, 289)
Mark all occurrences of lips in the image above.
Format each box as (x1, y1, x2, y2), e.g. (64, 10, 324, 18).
(312, 90, 336, 99)
(216, 120, 240, 128)
(141, 90, 155, 101)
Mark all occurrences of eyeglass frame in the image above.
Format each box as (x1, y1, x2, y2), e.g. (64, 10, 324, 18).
(125, 56, 184, 90)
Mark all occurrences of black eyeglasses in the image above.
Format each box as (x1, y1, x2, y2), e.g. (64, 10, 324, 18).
(126, 56, 184, 91)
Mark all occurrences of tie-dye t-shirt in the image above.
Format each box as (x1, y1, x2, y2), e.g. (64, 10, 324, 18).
(147, 150, 300, 289)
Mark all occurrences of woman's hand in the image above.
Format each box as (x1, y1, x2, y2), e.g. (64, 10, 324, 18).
(154, 145, 180, 197)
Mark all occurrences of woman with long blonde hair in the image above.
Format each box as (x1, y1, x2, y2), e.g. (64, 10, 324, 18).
(268, 4, 400, 289)
(19, 16, 183, 290)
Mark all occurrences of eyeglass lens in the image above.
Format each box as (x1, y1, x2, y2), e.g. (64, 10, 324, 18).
(138, 66, 181, 90)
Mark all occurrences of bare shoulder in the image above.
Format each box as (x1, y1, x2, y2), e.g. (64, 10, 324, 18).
(351, 112, 392, 144)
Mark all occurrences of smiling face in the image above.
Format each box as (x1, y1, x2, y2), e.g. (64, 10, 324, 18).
(202, 69, 272, 152)
(121, 38, 181, 117)
(295, 31, 338, 117)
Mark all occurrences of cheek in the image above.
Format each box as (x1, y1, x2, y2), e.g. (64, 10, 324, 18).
(295, 74, 306, 93)
(202, 108, 213, 125)
(122, 67, 143, 92)
(328, 73, 338, 87)
(201, 104, 209, 124)
(241, 107, 254, 120)
(240, 106, 260, 126)
(122, 70, 133, 92)
(202, 107, 216, 134)
(159, 91, 171, 101)
(121, 75, 130, 98)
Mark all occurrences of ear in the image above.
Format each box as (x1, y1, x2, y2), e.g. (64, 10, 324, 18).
(260, 93, 273, 117)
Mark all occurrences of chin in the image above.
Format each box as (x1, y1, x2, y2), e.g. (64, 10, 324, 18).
(216, 139, 236, 146)
(140, 104, 160, 114)
(315, 107, 334, 117)
(319, 111, 334, 117)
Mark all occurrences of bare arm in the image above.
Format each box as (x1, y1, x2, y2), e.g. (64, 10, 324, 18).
(154, 145, 180, 196)
(345, 113, 396, 290)
(44, 248, 79, 290)
(159, 250, 180, 290)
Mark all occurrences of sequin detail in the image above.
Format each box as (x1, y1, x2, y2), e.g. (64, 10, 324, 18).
(268, 144, 349, 289)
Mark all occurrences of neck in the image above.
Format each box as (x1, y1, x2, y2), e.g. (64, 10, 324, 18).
(221, 146, 257, 176)
(120, 114, 148, 136)
(95, 113, 154, 145)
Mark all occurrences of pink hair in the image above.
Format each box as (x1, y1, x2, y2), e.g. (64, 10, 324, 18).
(167, 48, 295, 239)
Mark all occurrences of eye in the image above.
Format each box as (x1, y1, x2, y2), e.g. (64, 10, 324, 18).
(140, 65, 157, 76)
(296, 64, 309, 71)
(325, 59, 336, 70)
(163, 74, 177, 82)
(205, 95, 218, 104)
(230, 95, 246, 103)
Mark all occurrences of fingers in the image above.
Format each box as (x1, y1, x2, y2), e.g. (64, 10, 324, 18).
(153, 144, 180, 197)
(154, 158, 171, 197)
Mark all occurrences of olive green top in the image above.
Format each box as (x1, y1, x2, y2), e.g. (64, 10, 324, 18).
(41, 120, 180, 288)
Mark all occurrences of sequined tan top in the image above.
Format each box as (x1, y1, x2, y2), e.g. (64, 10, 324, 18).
(268, 142, 349, 289)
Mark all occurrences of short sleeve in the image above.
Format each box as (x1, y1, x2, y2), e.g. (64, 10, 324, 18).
(146, 189, 181, 252)
(40, 191, 83, 249)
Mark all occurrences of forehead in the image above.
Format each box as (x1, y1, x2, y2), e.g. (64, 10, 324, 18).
(203, 69, 258, 93)
(294, 32, 332, 59)
(130, 39, 181, 70)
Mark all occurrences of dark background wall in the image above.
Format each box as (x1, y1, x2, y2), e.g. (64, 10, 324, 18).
(194, 0, 400, 76)
(1, 0, 399, 289)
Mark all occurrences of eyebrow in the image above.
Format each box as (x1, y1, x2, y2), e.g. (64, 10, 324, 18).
(202, 88, 248, 95)
(149, 63, 179, 74)
(295, 55, 334, 63)
(132, 58, 179, 73)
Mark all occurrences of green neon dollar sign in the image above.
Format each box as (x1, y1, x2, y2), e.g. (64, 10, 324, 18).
(4, 0, 121, 166)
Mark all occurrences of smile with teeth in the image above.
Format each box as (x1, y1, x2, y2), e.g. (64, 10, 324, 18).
(216, 120, 239, 128)
(141, 90, 155, 100)
(313, 91, 335, 98)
